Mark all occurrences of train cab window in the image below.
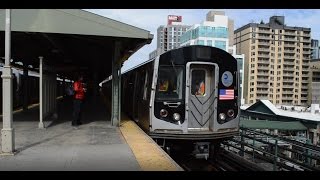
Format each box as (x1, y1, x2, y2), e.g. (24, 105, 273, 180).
(191, 70, 206, 96)
(156, 66, 183, 100)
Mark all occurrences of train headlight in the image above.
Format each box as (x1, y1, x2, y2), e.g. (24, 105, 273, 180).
(227, 109, 235, 118)
(219, 113, 226, 121)
(160, 109, 168, 118)
(173, 113, 181, 121)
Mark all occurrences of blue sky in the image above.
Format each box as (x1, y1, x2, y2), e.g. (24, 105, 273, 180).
(85, 9, 320, 72)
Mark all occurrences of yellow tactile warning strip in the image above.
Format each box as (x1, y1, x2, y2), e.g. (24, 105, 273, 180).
(119, 117, 183, 171)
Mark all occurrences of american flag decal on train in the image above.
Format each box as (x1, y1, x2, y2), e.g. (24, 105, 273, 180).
(219, 89, 234, 100)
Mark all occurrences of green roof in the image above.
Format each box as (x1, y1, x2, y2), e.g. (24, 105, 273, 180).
(240, 120, 307, 131)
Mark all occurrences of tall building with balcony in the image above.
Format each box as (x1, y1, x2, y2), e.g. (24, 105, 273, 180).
(235, 16, 311, 106)
(149, 15, 191, 59)
(308, 60, 320, 105)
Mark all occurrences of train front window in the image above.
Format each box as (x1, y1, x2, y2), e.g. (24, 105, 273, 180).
(156, 66, 183, 100)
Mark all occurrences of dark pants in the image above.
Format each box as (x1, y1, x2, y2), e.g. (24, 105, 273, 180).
(72, 99, 83, 126)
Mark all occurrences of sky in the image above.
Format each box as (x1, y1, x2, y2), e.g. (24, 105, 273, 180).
(85, 9, 320, 72)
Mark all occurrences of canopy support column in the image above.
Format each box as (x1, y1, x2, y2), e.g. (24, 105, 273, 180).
(39, 56, 45, 129)
(111, 41, 121, 127)
(1, 9, 14, 155)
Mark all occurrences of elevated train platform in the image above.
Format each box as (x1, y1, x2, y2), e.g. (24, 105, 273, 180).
(0, 96, 182, 171)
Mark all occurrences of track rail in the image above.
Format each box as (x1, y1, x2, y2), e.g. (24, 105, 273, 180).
(175, 148, 265, 171)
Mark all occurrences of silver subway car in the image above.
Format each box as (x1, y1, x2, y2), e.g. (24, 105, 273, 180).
(104, 45, 240, 158)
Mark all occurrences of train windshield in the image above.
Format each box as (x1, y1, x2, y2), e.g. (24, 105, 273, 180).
(156, 66, 184, 100)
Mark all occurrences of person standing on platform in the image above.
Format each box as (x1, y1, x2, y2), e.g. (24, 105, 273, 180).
(72, 74, 86, 127)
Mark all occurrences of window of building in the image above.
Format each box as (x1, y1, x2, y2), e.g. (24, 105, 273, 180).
(251, 70, 255, 73)
(214, 27, 228, 38)
(252, 39, 255, 44)
(197, 40, 205, 45)
(215, 40, 226, 51)
(207, 40, 212, 46)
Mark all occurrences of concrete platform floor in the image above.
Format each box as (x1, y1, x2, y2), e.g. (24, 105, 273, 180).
(0, 97, 141, 171)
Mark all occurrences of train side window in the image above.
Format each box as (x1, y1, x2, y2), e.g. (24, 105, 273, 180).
(191, 70, 205, 96)
(143, 71, 148, 101)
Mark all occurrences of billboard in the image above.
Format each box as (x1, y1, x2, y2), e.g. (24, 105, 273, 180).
(168, 15, 182, 25)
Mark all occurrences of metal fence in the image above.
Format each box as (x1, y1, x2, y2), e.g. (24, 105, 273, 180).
(222, 127, 320, 171)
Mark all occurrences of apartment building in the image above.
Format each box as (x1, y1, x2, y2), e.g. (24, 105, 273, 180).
(149, 15, 190, 59)
(308, 60, 320, 105)
(235, 16, 311, 106)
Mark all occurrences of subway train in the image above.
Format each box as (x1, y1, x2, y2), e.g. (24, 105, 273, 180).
(0, 66, 68, 113)
(101, 45, 240, 159)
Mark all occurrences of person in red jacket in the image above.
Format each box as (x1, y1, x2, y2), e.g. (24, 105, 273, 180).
(72, 75, 86, 127)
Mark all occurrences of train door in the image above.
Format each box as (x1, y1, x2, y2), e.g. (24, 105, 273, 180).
(186, 62, 218, 132)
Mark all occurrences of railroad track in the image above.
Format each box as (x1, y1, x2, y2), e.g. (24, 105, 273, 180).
(174, 148, 265, 171)
(214, 149, 264, 171)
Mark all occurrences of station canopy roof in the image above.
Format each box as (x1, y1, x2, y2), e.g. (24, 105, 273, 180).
(0, 9, 153, 82)
(240, 120, 307, 131)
